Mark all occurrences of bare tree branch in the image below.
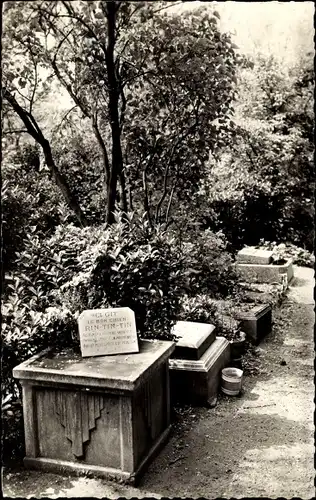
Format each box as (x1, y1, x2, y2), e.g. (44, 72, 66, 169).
(28, 46, 38, 114)
(92, 113, 110, 186)
(3, 87, 88, 226)
(2, 128, 29, 135)
(155, 141, 177, 224)
(165, 179, 176, 224)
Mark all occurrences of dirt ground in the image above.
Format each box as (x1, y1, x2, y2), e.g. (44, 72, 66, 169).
(2, 266, 315, 499)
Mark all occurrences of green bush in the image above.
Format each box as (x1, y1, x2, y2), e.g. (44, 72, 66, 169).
(1, 181, 31, 273)
(178, 294, 241, 341)
(2, 214, 185, 395)
(56, 215, 186, 340)
(178, 294, 218, 324)
(257, 241, 315, 268)
(1, 144, 73, 273)
(180, 228, 240, 297)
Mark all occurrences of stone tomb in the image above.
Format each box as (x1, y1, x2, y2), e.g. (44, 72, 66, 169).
(236, 246, 274, 265)
(13, 340, 175, 484)
(169, 321, 230, 406)
(236, 258, 294, 284)
(78, 307, 139, 357)
(235, 247, 294, 284)
(237, 304, 272, 345)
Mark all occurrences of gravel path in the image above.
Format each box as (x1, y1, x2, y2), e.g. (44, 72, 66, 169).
(3, 267, 315, 498)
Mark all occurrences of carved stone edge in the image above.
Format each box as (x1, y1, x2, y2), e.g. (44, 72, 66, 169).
(13, 341, 175, 392)
(237, 303, 272, 320)
(23, 425, 172, 484)
(172, 322, 216, 349)
(169, 337, 229, 373)
(235, 258, 293, 271)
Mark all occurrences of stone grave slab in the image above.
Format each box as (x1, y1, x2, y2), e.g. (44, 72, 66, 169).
(13, 340, 175, 484)
(236, 247, 274, 265)
(171, 321, 216, 360)
(237, 304, 272, 345)
(169, 337, 230, 406)
(78, 307, 139, 357)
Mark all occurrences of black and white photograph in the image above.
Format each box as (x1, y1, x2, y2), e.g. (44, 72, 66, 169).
(2, 1, 314, 497)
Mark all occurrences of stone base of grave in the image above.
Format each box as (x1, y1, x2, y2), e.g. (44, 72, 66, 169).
(23, 426, 171, 483)
(235, 259, 294, 284)
(169, 337, 230, 406)
(13, 340, 175, 485)
(237, 304, 272, 345)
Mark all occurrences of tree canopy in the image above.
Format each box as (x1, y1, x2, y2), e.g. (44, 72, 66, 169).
(3, 0, 239, 225)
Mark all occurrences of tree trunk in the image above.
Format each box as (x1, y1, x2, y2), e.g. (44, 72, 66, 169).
(105, 2, 125, 224)
(3, 88, 88, 227)
(119, 171, 128, 213)
(42, 139, 88, 227)
(92, 121, 110, 188)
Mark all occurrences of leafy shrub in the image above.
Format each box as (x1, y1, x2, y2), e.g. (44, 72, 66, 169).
(178, 227, 240, 298)
(2, 394, 24, 465)
(54, 214, 186, 341)
(1, 144, 72, 273)
(257, 241, 315, 268)
(178, 294, 218, 324)
(178, 294, 241, 341)
(1, 181, 31, 273)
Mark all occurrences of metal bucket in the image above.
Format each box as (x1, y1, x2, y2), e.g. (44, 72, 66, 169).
(221, 367, 243, 396)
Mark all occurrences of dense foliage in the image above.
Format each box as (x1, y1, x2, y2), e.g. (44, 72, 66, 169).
(203, 53, 314, 251)
(2, 1, 239, 225)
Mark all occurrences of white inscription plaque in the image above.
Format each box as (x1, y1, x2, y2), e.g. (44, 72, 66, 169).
(78, 307, 139, 357)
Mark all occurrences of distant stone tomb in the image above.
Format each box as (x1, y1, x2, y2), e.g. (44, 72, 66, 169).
(236, 247, 274, 265)
(78, 307, 139, 357)
(237, 304, 272, 345)
(235, 247, 294, 284)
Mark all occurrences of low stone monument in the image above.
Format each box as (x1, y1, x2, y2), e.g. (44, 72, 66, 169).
(236, 246, 274, 265)
(169, 321, 230, 406)
(237, 304, 272, 345)
(13, 307, 175, 484)
(235, 247, 294, 284)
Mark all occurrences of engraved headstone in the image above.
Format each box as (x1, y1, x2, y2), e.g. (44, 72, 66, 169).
(78, 307, 139, 357)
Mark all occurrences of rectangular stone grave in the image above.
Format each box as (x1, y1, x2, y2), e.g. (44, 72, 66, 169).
(236, 247, 274, 265)
(237, 304, 272, 345)
(169, 337, 230, 406)
(235, 258, 294, 284)
(78, 307, 139, 357)
(13, 340, 175, 485)
(171, 321, 216, 360)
